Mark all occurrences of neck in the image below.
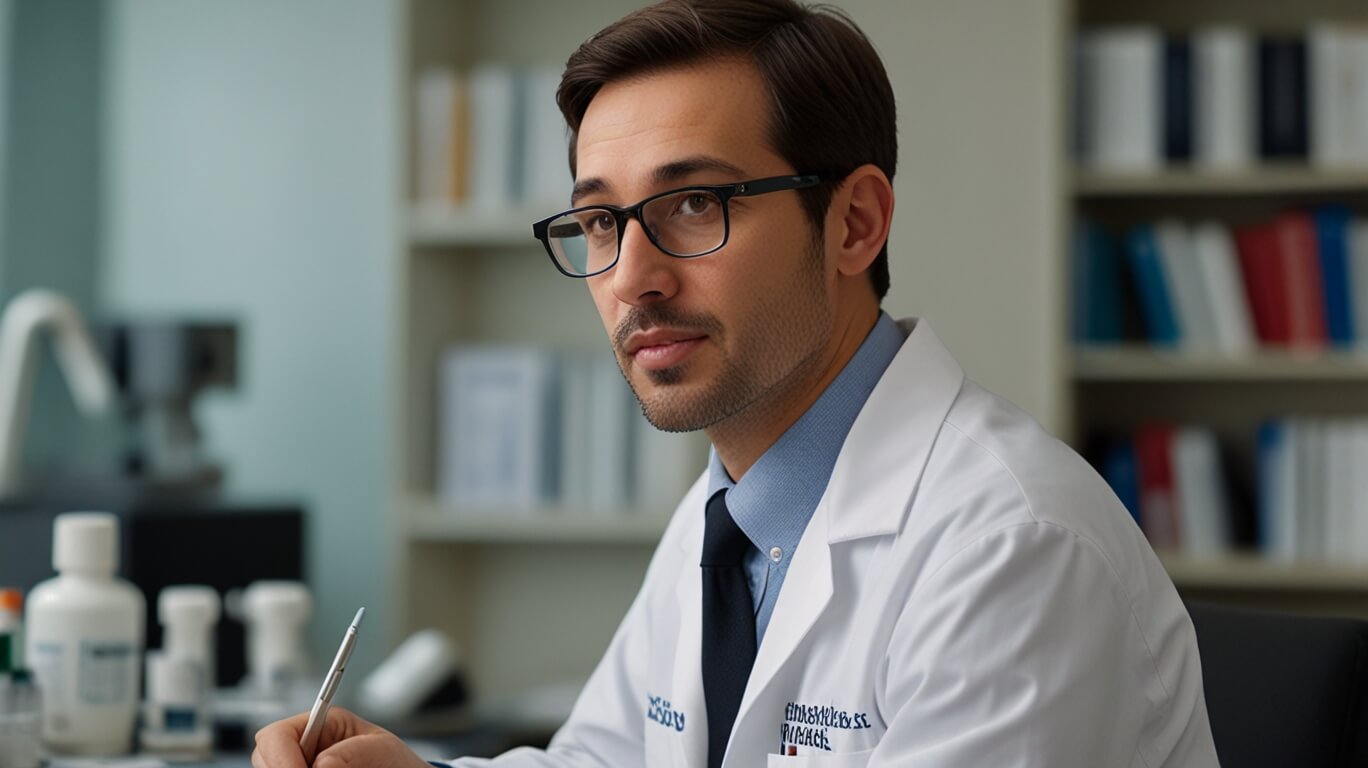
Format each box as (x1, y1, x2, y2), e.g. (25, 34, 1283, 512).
(707, 303, 880, 481)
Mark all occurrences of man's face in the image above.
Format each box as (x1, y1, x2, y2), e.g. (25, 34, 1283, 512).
(574, 58, 836, 433)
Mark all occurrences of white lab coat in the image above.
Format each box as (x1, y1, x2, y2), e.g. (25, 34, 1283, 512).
(451, 319, 1220, 768)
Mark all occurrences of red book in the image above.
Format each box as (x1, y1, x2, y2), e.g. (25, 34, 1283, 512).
(1234, 223, 1289, 345)
(1273, 212, 1328, 349)
(1135, 425, 1181, 551)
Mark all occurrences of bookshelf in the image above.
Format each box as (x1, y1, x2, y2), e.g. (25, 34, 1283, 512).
(1069, 0, 1368, 615)
(393, 0, 694, 711)
(1075, 168, 1368, 197)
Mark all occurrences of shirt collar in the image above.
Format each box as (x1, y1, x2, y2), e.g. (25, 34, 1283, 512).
(706, 312, 906, 549)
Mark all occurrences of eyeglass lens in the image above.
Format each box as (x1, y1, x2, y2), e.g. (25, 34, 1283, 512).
(545, 188, 727, 276)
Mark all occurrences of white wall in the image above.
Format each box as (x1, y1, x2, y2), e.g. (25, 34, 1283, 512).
(850, 0, 1068, 433)
(102, 0, 400, 673)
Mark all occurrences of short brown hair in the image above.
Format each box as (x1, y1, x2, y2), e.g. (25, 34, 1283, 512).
(557, 0, 895, 301)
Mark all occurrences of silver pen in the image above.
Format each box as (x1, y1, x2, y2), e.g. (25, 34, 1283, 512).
(300, 607, 366, 764)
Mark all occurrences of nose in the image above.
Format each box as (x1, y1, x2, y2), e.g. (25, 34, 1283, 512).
(610, 218, 680, 306)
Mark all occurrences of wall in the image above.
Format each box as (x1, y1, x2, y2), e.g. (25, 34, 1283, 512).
(0, 0, 9, 255)
(0, 0, 107, 470)
(101, 0, 400, 674)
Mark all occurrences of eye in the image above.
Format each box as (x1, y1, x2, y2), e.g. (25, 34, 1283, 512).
(581, 212, 615, 235)
(675, 193, 717, 217)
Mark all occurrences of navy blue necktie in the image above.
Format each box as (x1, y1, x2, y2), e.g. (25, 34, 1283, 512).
(701, 489, 757, 768)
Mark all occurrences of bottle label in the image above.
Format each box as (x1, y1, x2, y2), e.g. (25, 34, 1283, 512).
(78, 641, 136, 705)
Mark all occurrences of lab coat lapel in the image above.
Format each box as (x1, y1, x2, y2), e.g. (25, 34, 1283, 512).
(725, 318, 963, 762)
(824, 317, 965, 543)
(672, 512, 708, 767)
(728, 504, 834, 759)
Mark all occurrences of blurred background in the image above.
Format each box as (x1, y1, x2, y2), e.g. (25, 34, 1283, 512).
(1, 0, 1366, 752)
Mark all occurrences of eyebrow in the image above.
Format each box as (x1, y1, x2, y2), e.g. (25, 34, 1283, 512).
(570, 155, 751, 206)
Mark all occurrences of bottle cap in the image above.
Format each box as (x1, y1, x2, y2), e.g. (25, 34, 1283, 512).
(0, 588, 21, 613)
(159, 586, 221, 628)
(53, 512, 119, 575)
(241, 581, 312, 624)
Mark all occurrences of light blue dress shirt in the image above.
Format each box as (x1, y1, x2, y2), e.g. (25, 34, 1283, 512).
(705, 312, 905, 644)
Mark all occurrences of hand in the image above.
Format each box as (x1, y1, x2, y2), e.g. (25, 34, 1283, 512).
(252, 708, 434, 768)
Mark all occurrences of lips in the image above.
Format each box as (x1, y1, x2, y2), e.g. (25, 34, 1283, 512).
(624, 330, 707, 371)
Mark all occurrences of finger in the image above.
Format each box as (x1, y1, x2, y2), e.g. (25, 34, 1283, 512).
(314, 732, 425, 768)
(252, 712, 314, 768)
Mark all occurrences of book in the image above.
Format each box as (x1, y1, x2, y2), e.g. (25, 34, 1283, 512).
(1310, 22, 1358, 169)
(1257, 36, 1310, 160)
(1322, 420, 1355, 563)
(521, 66, 574, 208)
(557, 353, 593, 508)
(586, 353, 635, 512)
(1273, 212, 1328, 349)
(1191, 222, 1256, 355)
(1313, 206, 1356, 347)
(1071, 220, 1124, 344)
(1310, 22, 1368, 169)
(467, 65, 520, 210)
(1163, 36, 1194, 162)
(1172, 428, 1231, 556)
(1349, 421, 1368, 564)
(1295, 419, 1326, 561)
(1353, 219, 1368, 349)
(1101, 438, 1142, 527)
(414, 68, 467, 206)
(634, 414, 705, 516)
(1351, 30, 1368, 167)
(437, 346, 558, 508)
(1079, 27, 1163, 172)
(1193, 26, 1254, 171)
(1256, 420, 1297, 562)
(1125, 225, 1181, 346)
(1156, 219, 1218, 350)
(1234, 223, 1290, 345)
(1136, 424, 1180, 550)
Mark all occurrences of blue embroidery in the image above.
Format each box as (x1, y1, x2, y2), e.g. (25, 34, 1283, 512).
(646, 694, 686, 732)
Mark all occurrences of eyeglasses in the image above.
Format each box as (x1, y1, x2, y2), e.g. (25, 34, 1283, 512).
(531, 173, 825, 278)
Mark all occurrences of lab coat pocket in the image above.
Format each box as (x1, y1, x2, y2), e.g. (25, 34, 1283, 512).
(766, 749, 873, 768)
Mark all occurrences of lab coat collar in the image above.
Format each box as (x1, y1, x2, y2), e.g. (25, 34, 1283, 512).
(821, 317, 965, 543)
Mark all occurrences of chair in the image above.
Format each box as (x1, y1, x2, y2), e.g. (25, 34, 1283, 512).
(1186, 601, 1368, 768)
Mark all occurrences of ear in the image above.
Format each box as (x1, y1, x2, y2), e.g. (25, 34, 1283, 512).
(827, 164, 894, 278)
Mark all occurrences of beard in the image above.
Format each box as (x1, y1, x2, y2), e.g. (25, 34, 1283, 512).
(611, 236, 832, 433)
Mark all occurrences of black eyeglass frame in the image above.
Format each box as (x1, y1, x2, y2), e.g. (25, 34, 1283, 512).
(531, 173, 828, 278)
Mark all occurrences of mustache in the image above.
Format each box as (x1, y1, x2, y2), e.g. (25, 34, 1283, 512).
(613, 304, 724, 350)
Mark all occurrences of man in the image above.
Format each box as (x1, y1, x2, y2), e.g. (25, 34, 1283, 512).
(255, 1, 1220, 766)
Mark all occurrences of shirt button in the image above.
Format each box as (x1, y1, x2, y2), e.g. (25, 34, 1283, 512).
(769, 546, 783, 562)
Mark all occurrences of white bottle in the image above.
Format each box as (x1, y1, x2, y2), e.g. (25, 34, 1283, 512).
(158, 586, 220, 688)
(239, 581, 311, 696)
(139, 586, 219, 758)
(24, 512, 144, 755)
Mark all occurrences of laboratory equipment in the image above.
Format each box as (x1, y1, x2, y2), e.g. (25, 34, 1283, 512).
(0, 290, 115, 498)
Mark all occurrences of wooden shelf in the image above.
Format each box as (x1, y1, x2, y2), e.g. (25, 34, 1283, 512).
(404, 495, 671, 544)
(1073, 167, 1368, 198)
(1073, 346, 1368, 382)
(408, 203, 546, 248)
(1161, 552, 1368, 592)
